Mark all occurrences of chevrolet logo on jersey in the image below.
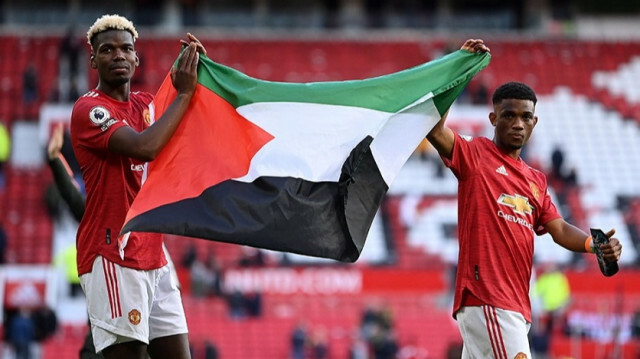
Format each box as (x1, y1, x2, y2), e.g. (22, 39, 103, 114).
(497, 193, 533, 215)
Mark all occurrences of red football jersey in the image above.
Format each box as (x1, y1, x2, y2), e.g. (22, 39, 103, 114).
(71, 89, 166, 275)
(444, 134, 561, 322)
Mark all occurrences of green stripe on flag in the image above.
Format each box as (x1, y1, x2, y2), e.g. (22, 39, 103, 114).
(191, 50, 490, 115)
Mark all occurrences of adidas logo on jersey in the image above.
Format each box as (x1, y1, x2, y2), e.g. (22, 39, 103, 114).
(83, 91, 99, 98)
(496, 165, 508, 176)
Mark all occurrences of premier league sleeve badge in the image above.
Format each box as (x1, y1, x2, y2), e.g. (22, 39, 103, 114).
(89, 106, 117, 131)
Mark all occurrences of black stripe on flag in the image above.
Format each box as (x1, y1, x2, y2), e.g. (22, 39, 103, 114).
(122, 136, 388, 262)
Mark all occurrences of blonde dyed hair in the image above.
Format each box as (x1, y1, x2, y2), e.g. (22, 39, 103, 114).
(87, 14, 138, 47)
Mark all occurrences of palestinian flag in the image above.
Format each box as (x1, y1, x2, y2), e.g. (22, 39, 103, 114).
(122, 49, 490, 262)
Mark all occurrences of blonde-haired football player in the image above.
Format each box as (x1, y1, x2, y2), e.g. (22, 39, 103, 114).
(71, 14, 205, 359)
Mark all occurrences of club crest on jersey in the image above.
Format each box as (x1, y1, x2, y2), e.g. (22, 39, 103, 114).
(529, 182, 540, 200)
(143, 108, 151, 126)
(497, 193, 533, 215)
(514, 353, 528, 359)
(128, 309, 141, 325)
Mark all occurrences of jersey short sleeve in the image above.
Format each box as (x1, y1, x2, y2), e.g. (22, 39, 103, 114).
(442, 133, 481, 180)
(71, 97, 127, 153)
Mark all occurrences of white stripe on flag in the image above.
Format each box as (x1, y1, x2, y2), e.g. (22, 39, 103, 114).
(370, 94, 439, 186)
(235, 102, 390, 183)
(234, 99, 439, 187)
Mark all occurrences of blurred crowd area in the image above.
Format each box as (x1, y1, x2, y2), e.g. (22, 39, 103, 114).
(1, 0, 639, 32)
(1, 1, 640, 359)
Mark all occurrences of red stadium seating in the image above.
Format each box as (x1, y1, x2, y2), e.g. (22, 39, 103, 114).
(0, 36, 62, 123)
(3, 35, 640, 359)
(1, 165, 53, 264)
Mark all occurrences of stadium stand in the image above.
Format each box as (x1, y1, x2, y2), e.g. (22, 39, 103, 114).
(2, 165, 52, 264)
(2, 11, 640, 358)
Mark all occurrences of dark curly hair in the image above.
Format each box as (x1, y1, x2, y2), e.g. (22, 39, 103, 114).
(492, 82, 537, 106)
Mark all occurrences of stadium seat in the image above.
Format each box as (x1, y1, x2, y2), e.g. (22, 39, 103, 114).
(4, 34, 640, 359)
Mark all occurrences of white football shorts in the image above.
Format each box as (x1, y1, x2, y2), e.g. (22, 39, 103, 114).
(456, 305, 532, 359)
(80, 256, 188, 353)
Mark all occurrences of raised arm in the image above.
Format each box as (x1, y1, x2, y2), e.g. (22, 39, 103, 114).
(108, 40, 200, 161)
(47, 124, 85, 222)
(426, 39, 490, 160)
(426, 110, 455, 160)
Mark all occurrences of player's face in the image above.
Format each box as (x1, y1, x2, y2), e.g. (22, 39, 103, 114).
(490, 99, 537, 152)
(90, 30, 138, 88)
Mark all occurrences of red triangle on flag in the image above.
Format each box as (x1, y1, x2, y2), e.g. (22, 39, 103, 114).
(125, 75, 274, 224)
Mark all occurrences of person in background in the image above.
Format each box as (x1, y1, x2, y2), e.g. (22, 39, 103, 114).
(7, 307, 35, 359)
(0, 220, 7, 264)
(290, 321, 308, 359)
(0, 119, 11, 189)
